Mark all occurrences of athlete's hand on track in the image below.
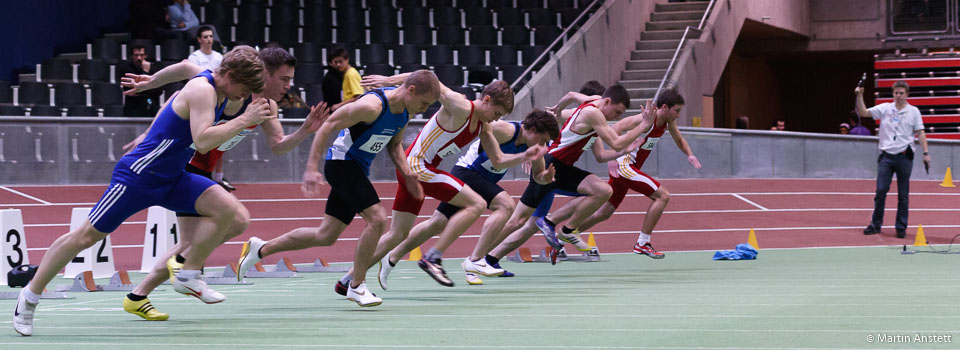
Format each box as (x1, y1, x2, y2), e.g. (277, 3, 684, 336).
(360, 75, 393, 88)
(120, 73, 155, 96)
(303, 102, 331, 133)
(122, 133, 147, 155)
(688, 154, 702, 169)
(301, 169, 326, 197)
(402, 171, 424, 201)
(534, 163, 556, 185)
(239, 98, 274, 126)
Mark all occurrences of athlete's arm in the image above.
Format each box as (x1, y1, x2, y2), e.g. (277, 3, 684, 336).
(387, 125, 424, 201)
(360, 73, 409, 88)
(581, 110, 645, 152)
(183, 80, 273, 154)
(547, 92, 597, 119)
(480, 121, 546, 170)
(590, 137, 640, 163)
(530, 152, 555, 185)
(667, 119, 701, 169)
(121, 60, 205, 96)
(302, 96, 379, 196)
(262, 101, 330, 155)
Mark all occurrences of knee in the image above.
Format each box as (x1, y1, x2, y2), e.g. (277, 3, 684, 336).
(497, 202, 516, 216)
(231, 205, 251, 232)
(72, 228, 106, 248)
(658, 188, 671, 203)
(314, 230, 339, 246)
(367, 209, 389, 235)
(596, 184, 613, 200)
(465, 195, 485, 213)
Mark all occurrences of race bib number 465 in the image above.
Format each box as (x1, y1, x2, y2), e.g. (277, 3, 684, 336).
(359, 135, 392, 153)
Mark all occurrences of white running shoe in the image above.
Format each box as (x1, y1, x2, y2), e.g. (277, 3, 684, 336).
(557, 229, 592, 252)
(378, 254, 395, 290)
(13, 290, 37, 336)
(346, 282, 382, 307)
(172, 275, 226, 304)
(461, 257, 504, 277)
(465, 272, 484, 285)
(237, 236, 266, 281)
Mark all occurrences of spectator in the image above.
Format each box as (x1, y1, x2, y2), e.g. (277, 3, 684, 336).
(848, 116, 872, 135)
(774, 120, 786, 131)
(278, 92, 307, 109)
(855, 80, 930, 238)
(122, 44, 162, 117)
(187, 26, 222, 70)
(168, 0, 200, 32)
(839, 123, 850, 134)
(736, 115, 750, 129)
(578, 80, 605, 96)
(323, 46, 363, 111)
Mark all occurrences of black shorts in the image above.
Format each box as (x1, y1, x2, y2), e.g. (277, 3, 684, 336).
(436, 166, 506, 219)
(519, 154, 592, 208)
(175, 163, 214, 218)
(324, 160, 381, 225)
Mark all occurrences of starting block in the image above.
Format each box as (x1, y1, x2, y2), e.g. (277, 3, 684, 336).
(293, 258, 351, 272)
(56, 270, 135, 292)
(560, 246, 601, 262)
(509, 246, 601, 263)
(237, 260, 299, 278)
(202, 262, 253, 285)
(507, 247, 535, 263)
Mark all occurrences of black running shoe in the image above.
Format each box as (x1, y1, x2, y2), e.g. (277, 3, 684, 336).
(334, 280, 348, 296)
(418, 258, 454, 287)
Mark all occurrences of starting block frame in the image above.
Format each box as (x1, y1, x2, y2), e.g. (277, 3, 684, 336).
(203, 262, 253, 285)
(292, 258, 351, 273)
(507, 246, 601, 263)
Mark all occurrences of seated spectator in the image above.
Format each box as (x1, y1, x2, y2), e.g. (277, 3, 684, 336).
(736, 115, 750, 129)
(278, 92, 307, 109)
(848, 117, 872, 136)
(168, 0, 199, 32)
(122, 44, 162, 117)
(579, 80, 605, 96)
(322, 47, 363, 111)
(839, 123, 850, 134)
(771, 120, 785, 131)
(187, 26, 222, 70)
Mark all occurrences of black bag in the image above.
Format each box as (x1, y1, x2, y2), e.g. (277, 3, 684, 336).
(7, 265, 38, 288)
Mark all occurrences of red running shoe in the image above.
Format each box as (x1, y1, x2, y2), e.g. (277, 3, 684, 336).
(633, 242, 665, 259)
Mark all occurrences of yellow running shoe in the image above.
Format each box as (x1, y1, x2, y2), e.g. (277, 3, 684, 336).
(557, 229, 592, 252)
(465, 272, 484, 285)
(166, 256, 183, 284)
(123, 296, 169, 321)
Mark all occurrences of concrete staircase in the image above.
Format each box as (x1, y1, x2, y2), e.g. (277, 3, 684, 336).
(620, 1, 709, 114)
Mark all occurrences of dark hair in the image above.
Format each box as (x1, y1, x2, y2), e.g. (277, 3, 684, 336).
(736, 116, 749, 129)
(131, 43, 147, 52)
(602, 84, 630, 110)
(259, 47, 297, 73)
(401, 69, 441, 98)
(522, 109, 560, 140)
(197, 25, 214, 38)
(481, 80, 515, 113)
(579, 80, 605, 96)
(655, 87, 684, 108)
(892, 80, 910, 94)
(330, 46, 349, 61)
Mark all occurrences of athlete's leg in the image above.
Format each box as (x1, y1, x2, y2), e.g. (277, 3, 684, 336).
(27, 221, 107, 295)
(488, 203, 538, 259)
(641, 186, 670, 235)
(428, 185, 484, 253)
(470, 191, 514, 261)
(183, 186, 249, 270)
(351, 203, 389, 286)
(566, 174, 612, 230)
(390, 211, 448, 264)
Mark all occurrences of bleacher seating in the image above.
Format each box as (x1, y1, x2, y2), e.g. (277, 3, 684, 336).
(873, 53, 960, 139)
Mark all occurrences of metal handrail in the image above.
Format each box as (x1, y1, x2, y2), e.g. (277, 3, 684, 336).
(509, 0, 605, 92)
(652, 0, 718, 103)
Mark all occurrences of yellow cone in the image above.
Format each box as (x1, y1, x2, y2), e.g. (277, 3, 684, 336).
(940, 167, 955, 188)
(747, 228, 759, 250)
(407, 246, 422, 261)
(914, 225, 928, 247)
(586, 232, 597, 248)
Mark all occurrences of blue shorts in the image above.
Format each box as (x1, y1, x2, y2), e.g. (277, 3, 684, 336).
(532, 189, 583, 218)
(88, 169, 217, 233)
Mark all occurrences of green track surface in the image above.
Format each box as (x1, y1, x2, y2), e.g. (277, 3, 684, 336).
(2, 247, 959, 349)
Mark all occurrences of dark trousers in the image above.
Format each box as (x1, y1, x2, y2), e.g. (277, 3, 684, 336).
(871, 150, 913, 231)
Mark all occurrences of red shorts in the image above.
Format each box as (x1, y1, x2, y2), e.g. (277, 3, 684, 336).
(607, 164, 660, 209)
(393, 164, 465, 214)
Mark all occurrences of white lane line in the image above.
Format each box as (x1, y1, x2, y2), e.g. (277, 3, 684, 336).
(730, 193, 768, 210)
(0, 185, 51, 204)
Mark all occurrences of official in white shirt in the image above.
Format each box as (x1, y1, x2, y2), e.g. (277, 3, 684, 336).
(855, 80, 930, 238)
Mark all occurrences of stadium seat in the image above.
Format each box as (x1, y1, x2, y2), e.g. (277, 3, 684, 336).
(469, 25, 498, 45)
(92, 38, 121, 62)
(456, 45, 487, 66)
(394, 45, 423, 66)
(235, 25, 266, 43)
(160, 39, 189, 61)
(91, 82, 123, 106)
(67, 105, 99, 117)
(77, 59, 110, 83)
(559, 8, 581, 28)
(518, 0, 544, 9)
(293, 63, 325, 86)
(281, 107, 310, 119)
(0, 105, 25, 116)
(398, 64, 428, 73)
(293, 42, 324, 63)
(496, 8, 525, 28)
(400, 7, 430, 27)
(54, 83, 87, 107)
(238, 0, 267, 25)
(548, 0, 574, 9)
(305, 84, 324, 106)
(534, 25, 563, 46)
(360, 44, 390, 65)
(401, 25, 432, 45)
(434, 65, 464, 87)
(363, 64, 396, 76)
(303, 1, 333, 43)
(490, 45, 518, 66)
(487, 0, 514, 9)
(40, 58, 73, 82)
(335, 21, 365, 44)
(458, 0, 484, 8)
(203, 0, 235, 25)
(425, 45, 454, 66)
(500, 65, 527, 84)
(162, 81, 186, 102)
(527, 8, 557, 27)
(466, 65, 497, 85)
(501, 25, 530, 46)
(28, 105, 62, 117)
(520, 45, 548, 65)
(271, 0, 300, 26)
(0, 81, 11, 103)
(395, 0, 422, 8)
(436, 25, 465, 45)
(18, 82, 51, 106)
(371, 25, 400, 44)
(433, 7, 462, 28)
(370, 7, 399, 28)
(465, 8, 494, 27)
(100, 104, 124, 117)
(426, 0, 453, 8)
(269, 21, 299, 44)
(335, 3, 364, 27)
(452, 86, 477, 100)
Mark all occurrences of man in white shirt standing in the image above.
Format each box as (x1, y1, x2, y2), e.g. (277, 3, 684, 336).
(855, 80, 930, 238)
(187, 26, 222, 71)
